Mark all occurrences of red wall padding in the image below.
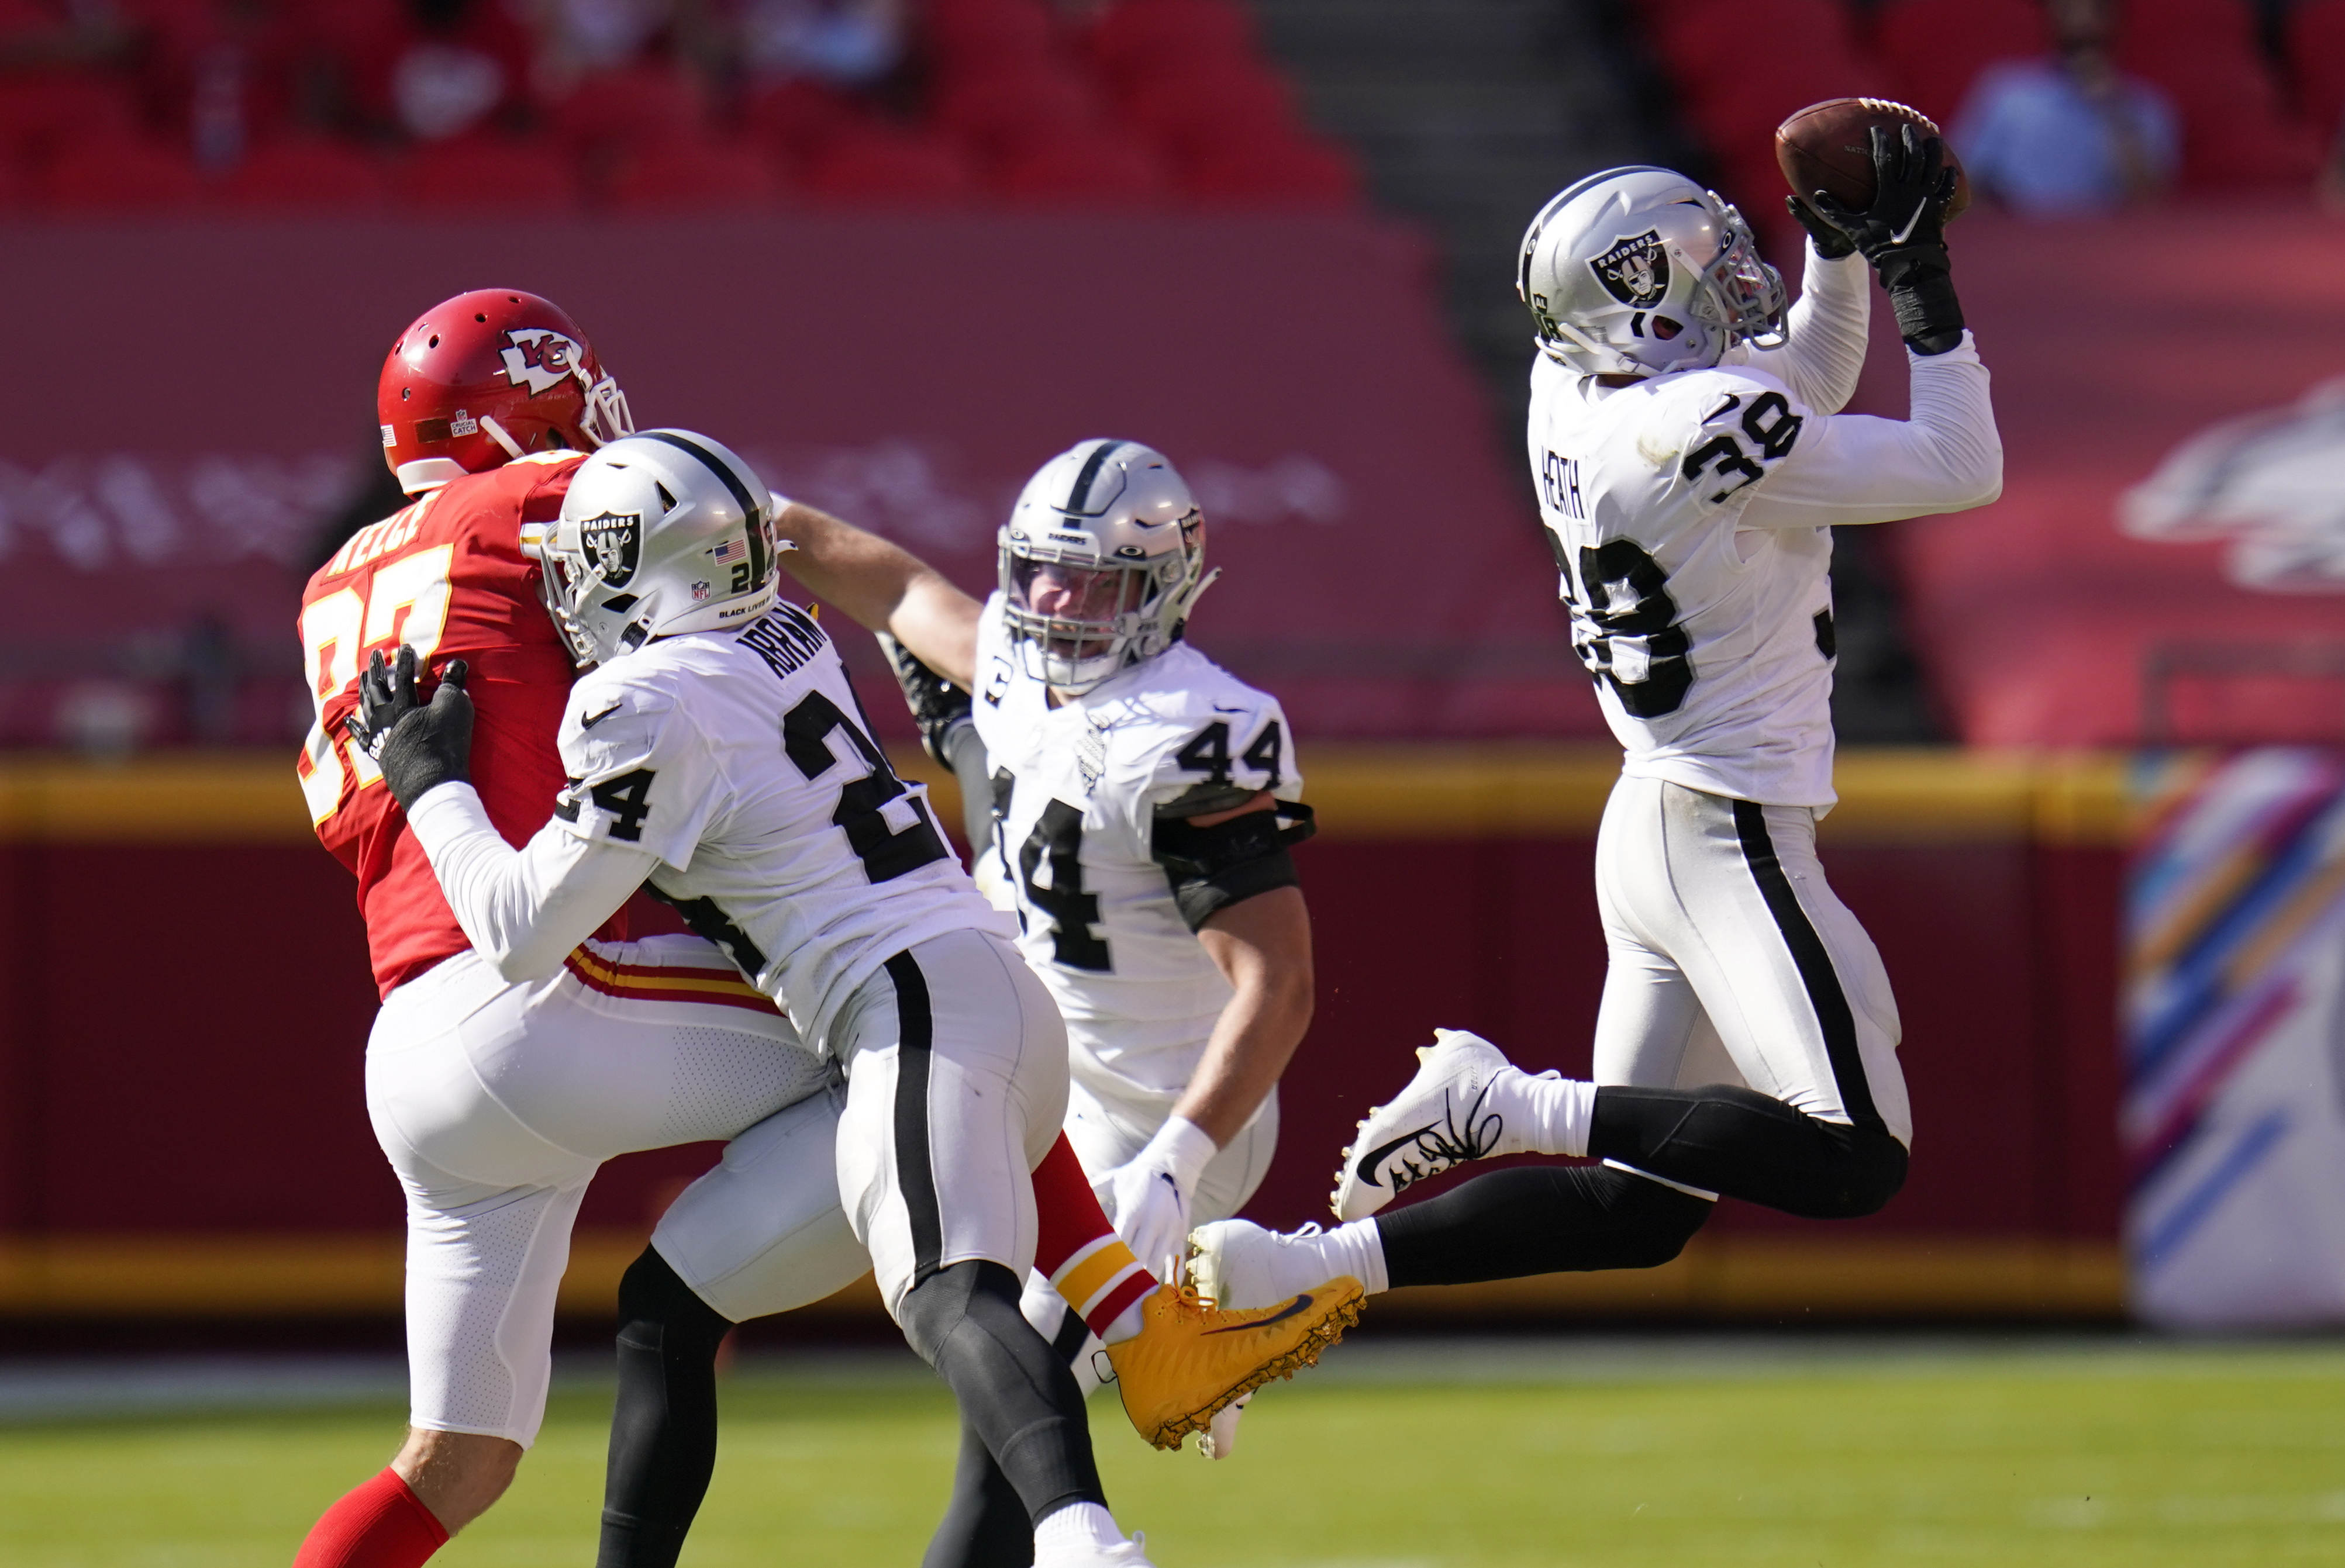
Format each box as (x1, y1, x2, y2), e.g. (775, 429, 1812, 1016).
(0, 834, 2120, 1246)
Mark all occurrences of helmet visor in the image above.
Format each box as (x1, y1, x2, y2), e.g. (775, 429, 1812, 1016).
(1005, 557, 1149, 678)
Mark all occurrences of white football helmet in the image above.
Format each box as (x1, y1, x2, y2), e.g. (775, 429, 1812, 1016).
(526, 429, 780, 666)
(1517, 165, 1787, 377)
(999, 438, 1216, 695)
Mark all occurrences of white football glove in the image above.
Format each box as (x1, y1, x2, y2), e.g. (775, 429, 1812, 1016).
(1096, 1116, 1218, 1280)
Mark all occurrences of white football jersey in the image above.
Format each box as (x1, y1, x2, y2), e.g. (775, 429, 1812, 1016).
(551, 600, 1006, 1054)
(970, 594, 1301, 1108)
(1529, 350, 1837, 807)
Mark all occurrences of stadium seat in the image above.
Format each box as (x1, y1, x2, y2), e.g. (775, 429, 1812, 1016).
(540, 61, 707, 156)
(2291, 0, 2345, 139)
(1872, 0, 2046, 124)
(392, 135, 582, 210)
(1177, 132, 1360, 207)
(213, 138, 392, 209)
(37, 136, 206, 210)
(926, 0, 1059, 75)
(0, 72, 140, 161)
(2106, 1, 2320, 189)
(798, 125, 979, 206)
(744, 77, 870, 158)
(1647, 0, 1858, 96)
(606, 136, 785, 210)
(1082, 0, 1258, 89)
(1118, 60, 1298, 164)
(989, 129, 1165, 205)
(934, 63, 1101, 161)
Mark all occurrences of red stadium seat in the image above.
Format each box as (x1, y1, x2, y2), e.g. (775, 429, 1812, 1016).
(988, 129, 1165, 205)
(213, 137, 392, 208)
(798, 125, 979, 206)
(1648, 0, 1857, 96)
(1177, 132, 1359, 207)
(0, 148, 25, 210)
(0, 72, 140, 161)
(2292, 0, 2345, 139)
(606, 136, 785, 209)
(933, 63, 1101, 160)
(37, 136, 205, 210)
(1082, 0, 1257, 89)
(1118, 60, 1298, 163)
(1872, 0, 2046, 125)
(393, 135, 582, 210)
(743, 77, 870, 158)
(926, 0, 1059, 74)
(540, 61, 708, 156)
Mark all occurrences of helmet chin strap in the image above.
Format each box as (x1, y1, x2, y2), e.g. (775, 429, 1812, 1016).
(480, 415, 526, 460)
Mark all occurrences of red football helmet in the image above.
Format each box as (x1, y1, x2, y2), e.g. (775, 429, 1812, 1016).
(376, 289, 634, 493)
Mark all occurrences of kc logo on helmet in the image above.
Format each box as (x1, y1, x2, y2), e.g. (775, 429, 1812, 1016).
(501, 328, 588, 396)
(579, 511, 641, 589)
(1591, 230, 1669, 309)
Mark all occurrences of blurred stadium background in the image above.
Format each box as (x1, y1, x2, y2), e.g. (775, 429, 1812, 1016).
(4, 0, 2345, 1559)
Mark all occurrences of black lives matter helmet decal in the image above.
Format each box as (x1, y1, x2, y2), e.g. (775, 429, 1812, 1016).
(1591, 229, 1670, 309)
(579, 512, 642, 589)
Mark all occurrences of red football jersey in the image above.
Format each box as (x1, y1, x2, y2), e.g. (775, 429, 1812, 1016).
(297, 451, 626, 997)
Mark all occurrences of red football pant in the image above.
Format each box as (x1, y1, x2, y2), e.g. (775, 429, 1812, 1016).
(1032, 1133, 1156, 1336)
(292, 1467, 448, 1568)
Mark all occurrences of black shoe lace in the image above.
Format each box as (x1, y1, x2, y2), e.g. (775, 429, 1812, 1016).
(1389, 1082, 1503, 1197)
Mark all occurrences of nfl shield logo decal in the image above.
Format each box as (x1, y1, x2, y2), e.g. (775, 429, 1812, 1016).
(580, 511, 642, 588)
(1591, 229, 1668, 308)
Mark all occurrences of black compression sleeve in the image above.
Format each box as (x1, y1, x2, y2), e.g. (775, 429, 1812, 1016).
(1374, 1165, 1712, 1287)
(596, 1247, 735, 1568)
(1150, 801, 1315, 931)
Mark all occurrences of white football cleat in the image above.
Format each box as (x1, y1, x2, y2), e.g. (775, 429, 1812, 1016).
(1331, 1028, 1522, 1220)
(1189, 1220, 1346, 1313)
(1196, 1391, 1249, 1460)
(1036, 1531, 1155, 1567)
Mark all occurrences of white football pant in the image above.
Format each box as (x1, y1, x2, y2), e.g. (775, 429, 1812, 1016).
(365, 934, 847, 1448)
(1594, 776, 1912, 1168)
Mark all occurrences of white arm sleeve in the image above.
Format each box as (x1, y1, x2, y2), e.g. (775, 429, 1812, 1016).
(1734, 245, 1871, 415)
(406, 782, 658, 982)
(1738, 334, 2002, 529)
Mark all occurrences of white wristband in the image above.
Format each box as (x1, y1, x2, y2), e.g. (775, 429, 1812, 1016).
(1146, 1115, 1219, 1191)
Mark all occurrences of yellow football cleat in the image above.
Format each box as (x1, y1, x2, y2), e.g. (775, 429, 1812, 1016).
(1102, 1275, 1365, 1450)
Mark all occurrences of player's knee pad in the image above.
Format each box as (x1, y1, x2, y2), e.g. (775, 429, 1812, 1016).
(1811, 1123, 1908, 1218)
(616, 1246, 733, 1356)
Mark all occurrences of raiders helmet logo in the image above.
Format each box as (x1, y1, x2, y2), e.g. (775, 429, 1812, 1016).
(578, 510, 641, 589)
(501, 327, 587, 396)
(1591, 230, 1669, 309)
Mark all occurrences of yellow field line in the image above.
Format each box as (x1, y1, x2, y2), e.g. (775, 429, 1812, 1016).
(0, 1232, 2120, 1318)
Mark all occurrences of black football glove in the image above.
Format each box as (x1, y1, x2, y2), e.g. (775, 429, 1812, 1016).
(1783, 194, 1857, 260)
(876, 631, 973, 769)
(344, 644, 474, 812)
(1808, 122, 1966, 355)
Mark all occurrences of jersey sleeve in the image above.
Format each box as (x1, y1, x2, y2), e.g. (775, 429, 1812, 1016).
(552, 666, 729, 872)
(1139, 688, 1311, 930)
(1664, 373, 1815, 513)
(1728, 246, 1869, 416)
(1736, 337, 2002, 529)
(1140, 690, 1297, 821)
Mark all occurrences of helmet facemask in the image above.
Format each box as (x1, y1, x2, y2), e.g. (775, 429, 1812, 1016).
(1691, 197, 1787, 352)
(1001, 514, 1206, 695)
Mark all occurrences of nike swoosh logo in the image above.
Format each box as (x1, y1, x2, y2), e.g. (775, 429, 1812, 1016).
(1891, 207, 1925, 245)
(1352, 1125, 1439, 1189)
(1158, 1172, 1180, 1191)
(1202, 1293, 1312, 1334)
(581, 703, 623, 730)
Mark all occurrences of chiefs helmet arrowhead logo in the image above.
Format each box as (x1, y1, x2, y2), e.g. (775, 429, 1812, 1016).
(500, 327, 587, 396)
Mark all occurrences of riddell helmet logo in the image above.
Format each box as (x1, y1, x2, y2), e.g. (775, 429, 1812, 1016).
(1591, 230, 1668, 309)
(579, 511, 640, 589)
(501, 328, 588, 396)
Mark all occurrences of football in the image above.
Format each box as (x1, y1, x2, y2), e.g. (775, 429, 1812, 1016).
(1774, 96, 1971, 223)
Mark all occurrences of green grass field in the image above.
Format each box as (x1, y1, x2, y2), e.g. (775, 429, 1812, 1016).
(6, 1336, 2344, 1566)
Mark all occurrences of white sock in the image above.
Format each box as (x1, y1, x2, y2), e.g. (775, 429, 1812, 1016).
(1324, 1218, 1391, 1296)
(1490, 1069, 1595, 1158)
(1034, 1501, 1125, 1559)
(1101, 1295, 1148, 1345)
